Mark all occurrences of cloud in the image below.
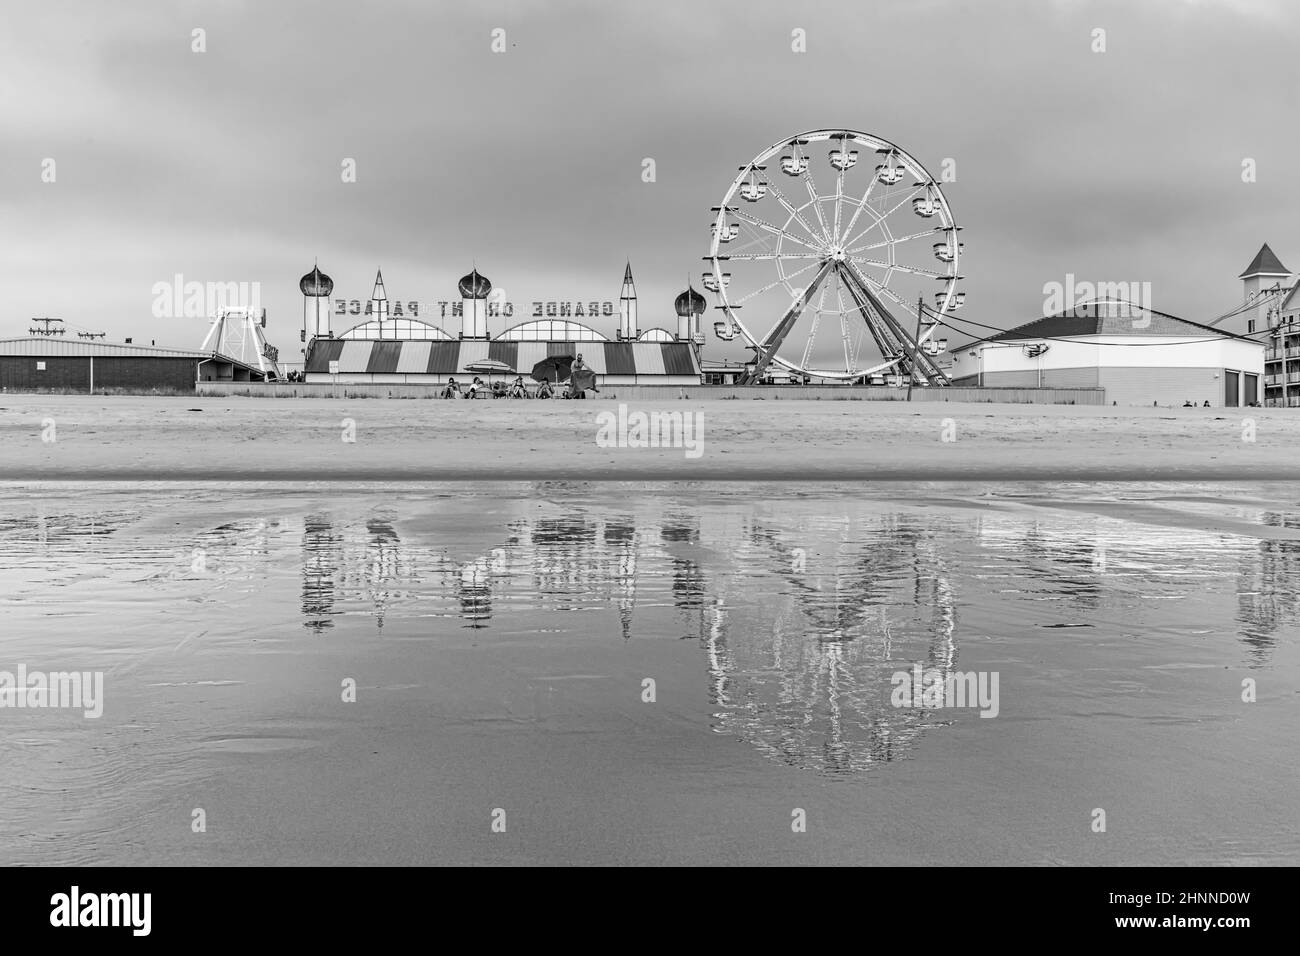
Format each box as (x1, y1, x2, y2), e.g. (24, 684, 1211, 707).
(1, 0, 1296, 365)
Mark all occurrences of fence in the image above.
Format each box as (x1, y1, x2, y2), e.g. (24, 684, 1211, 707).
(196, 382, 1107, 404)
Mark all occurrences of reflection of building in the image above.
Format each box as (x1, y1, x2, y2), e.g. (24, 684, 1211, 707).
(301, 263, 702, 386)
(300, 511, 417, 633)
(453, 549, 508, 627)
(363, 517, 401, 631)
(1237, 513, 1300, 661)
(302, 514, 342, 633)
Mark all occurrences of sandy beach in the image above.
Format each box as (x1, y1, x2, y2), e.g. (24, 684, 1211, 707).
(1, 395, 1297, 481)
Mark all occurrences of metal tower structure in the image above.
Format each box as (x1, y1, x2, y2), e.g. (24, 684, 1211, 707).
(200, 308, 282, 379)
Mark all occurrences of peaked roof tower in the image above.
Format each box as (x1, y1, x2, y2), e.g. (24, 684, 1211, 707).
(1240, 243, 1291, 279)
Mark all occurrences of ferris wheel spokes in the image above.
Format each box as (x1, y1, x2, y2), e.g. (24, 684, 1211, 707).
(800, 170, 834, 243)
(727, 212, 825, 256)
(800, 279, 832, 372)
(852, 258, 949, 280)
(839, 183, 929, 253)
(833, 159, 846, 241)
(835, 275, 855, 373)
(764, 182, 827, 248)
(838, 170, 883, 251)
(730, 258, 826, 307)
(846, 228, 939, 256)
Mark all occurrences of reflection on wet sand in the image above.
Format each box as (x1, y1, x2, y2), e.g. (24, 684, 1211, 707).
(699, 515, 961, 774)
(3, 488, 1295, 782)
(1236, 512, 1300, 662)
(251, 492, 1299, 774)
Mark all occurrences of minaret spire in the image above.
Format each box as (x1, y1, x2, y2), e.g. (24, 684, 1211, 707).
(620, 261, 638, 340)
(370, 268, 389, 337)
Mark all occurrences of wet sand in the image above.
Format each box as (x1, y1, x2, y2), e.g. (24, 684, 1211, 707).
(0, 395, 1297, 481)
(1, 482, 1297, 866)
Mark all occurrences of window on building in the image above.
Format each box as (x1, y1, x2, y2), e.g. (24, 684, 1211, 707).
(1248, 319, 1256, 334)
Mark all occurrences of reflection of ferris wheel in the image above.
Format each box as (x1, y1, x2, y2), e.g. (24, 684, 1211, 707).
(707, 129, 963, 384)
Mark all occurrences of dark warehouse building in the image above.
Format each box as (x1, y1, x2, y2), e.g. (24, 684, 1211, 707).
(0, 338, 268, 393)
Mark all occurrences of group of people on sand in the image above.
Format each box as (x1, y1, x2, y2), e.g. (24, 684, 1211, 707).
(440, 354, 596, 400)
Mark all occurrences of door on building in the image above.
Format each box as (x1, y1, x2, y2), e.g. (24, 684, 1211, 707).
(1224, 370, 1239, 407)
(1243, 372, 1258, 407)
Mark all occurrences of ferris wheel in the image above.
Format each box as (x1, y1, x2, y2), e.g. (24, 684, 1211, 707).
(706, 129, 963, 385)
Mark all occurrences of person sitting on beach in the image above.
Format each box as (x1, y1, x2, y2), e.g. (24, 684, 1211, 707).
(508, 375, 527, 399)
(442, 377, 460, 399)
(536, 379, 554, 400)
(467, 376, 484, 398)
(1183, 399, 1194, 407)
(570, 353, 595, 399)
(572, 354, 586, 400)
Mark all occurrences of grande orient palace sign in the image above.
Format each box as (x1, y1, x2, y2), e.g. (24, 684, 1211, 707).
(332, 299, 619, 319)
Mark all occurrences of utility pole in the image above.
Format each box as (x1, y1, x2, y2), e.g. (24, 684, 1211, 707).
(906, 296, 925, 402)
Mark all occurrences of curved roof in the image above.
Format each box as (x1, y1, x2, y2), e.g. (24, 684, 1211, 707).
(339, 318, 453, 340)
(300, 265, 334, 297)
(674, 286, 706, 316)
(637, 327, 676, 342)
(458, 269, 492, 299)
(494, 318, 608, 342)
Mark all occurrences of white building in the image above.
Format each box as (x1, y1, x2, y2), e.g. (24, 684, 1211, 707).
(949, 299, 1263, 407)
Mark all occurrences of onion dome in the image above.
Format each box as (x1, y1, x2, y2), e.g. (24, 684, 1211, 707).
(674, 285, 707, 317)
(458, 268, 492, 299)
(299, 265, 334, 297)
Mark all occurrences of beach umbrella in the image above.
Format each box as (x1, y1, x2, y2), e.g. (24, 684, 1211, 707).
(466, 359, 515, 385)
(530, 355, 574, 384)
(464, 359, 516, 397)
(465, 359, 514, 375)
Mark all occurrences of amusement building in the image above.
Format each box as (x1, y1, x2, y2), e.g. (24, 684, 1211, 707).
(297, 263, 705, 387)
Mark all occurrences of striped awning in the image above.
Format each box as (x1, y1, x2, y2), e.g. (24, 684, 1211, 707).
(305, 338, 700, 377)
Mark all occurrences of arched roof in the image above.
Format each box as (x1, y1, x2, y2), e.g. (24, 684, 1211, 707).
(637, 327, 676, 342)
(494, 319, 608, 342)
(339, 318, 453, 340)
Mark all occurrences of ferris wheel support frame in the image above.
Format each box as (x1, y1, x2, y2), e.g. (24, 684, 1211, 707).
(738, 259, 836, 385)
(839, 266, 950, 386)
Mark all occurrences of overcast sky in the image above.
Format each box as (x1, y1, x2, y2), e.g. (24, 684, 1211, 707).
(3, 0, 1298, 359)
